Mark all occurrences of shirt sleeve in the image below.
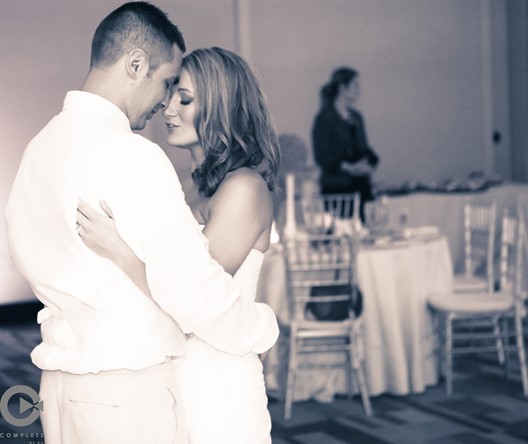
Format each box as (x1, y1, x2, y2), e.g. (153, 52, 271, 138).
(106, 138, 279, 356)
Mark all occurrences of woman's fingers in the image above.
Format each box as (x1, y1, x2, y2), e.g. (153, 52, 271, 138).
(78, 198, 112, 224)
(78, 199, 97, 220)
(76, 207, 89, 225)
(77, 199, 90, 215)
(99, 200, 114, 219)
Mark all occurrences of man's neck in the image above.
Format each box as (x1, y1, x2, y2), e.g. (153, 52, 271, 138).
(81, 68, 126, 115)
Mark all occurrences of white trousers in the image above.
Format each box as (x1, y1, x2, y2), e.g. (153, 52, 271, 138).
(39, 359, 188, 444)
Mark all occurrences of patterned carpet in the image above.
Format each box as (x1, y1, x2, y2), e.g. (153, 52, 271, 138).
(0, 321, 43, 443)
(268, 363, 528, 444)
(0, 307, 528, 444)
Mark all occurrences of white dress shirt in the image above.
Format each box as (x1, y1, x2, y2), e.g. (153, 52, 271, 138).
(5, 91, 279, 374)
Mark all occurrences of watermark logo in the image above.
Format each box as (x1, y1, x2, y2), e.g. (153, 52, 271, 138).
(0, 385, 42, 427)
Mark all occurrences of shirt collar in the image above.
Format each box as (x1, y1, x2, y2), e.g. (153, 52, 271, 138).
(63, 91, 131, 131)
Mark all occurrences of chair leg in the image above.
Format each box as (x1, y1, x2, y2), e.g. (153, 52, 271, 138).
(493, 316, 506, 365)
(514, 314, 528, 397)
(431, 309, 443, 377)
(284, 333, 297, 420)
(354, 364, 372, 417)
(502, 317, 512, 378)
(349, 341, 372, 417)
(445, 315, 453, 397)
(345, 345, 354, 399)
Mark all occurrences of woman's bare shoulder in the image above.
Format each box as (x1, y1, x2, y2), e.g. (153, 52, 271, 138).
(218, 168, 270, 201)
(205, 168, 274, 254)
(211, 168, 272, 211)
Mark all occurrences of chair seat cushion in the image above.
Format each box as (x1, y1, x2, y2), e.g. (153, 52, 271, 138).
(289, 319, 353, 336)
(428, 291, 514, 314)
(294, 319, 352, 329)
(453, 274, 489, 293)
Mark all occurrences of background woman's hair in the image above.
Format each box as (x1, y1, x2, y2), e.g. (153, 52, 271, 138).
(90, 1, 186, 73)
(182, 47, 281, 197)
(320, 66, 358, 107)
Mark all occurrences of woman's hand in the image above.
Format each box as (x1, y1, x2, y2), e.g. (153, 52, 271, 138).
(77, 199, 151, 297)
(77, 199, 123, 261)
(341, 159, 374, 177)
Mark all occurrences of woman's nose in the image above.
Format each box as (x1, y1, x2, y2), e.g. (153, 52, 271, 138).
(163, 94, 179, 118)
(163, 102, 178, 118)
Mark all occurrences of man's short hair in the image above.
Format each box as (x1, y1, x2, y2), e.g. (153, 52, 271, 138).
(90, 1, 185, 72)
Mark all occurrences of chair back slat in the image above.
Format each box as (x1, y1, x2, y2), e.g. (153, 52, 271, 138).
(515, 197, 528, 305)
(462, 200, 496, 290)
(282, 233, 358, 322)
(499, 211, 517, 293)
(498, 208, 527, 306)
(300, 193, 360, 233)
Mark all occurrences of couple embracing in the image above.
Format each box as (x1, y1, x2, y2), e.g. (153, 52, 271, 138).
(6, 2, 280, 443)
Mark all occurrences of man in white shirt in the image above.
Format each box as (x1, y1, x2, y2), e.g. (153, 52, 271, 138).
(5, 3, 278, 443)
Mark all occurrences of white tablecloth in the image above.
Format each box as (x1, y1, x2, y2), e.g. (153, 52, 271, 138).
(257, 234, 453, 400)
(371, 183, 528, 273)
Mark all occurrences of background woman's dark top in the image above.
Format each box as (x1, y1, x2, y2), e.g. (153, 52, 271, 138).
(312, 104, 379, 204)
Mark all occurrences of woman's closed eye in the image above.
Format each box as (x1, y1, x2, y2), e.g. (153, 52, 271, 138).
(176, 86, 194, 106)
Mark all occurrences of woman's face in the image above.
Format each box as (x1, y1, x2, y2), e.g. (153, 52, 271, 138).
(163, 69, 201, 152)
(341, 77, 360, 105)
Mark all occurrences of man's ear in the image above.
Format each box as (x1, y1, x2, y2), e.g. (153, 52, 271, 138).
(126, 48, 149, 78)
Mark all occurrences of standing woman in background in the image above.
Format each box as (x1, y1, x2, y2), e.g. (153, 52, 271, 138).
(312, 67, 379, 220)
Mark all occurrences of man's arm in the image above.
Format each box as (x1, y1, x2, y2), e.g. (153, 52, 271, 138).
(107, 140, 278, 355)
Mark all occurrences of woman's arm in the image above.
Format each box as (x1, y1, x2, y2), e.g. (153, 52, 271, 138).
(76, 169, 272, 290)
(341, 159, 375, 177)
(202, 169, 272, 275)
(77, 200, 151, 296)
(352, 110, 379, 167)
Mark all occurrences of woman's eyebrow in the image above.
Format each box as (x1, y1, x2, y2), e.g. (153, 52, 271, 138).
(178, 87, 193, 94)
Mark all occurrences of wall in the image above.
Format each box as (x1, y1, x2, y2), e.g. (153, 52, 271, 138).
(250, 0, 492, 187)
(0, 0, 511, 304)
(509, 0, 528, 182)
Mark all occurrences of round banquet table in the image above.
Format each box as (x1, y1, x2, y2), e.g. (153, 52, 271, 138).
(256, 231, 453, 401)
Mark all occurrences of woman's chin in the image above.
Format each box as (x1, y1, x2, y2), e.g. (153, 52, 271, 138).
(167, 141, 191, 150)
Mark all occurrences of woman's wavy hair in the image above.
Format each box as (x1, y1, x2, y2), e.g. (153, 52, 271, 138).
(320, 66, 358, 107)
(182, 47, 280, 197)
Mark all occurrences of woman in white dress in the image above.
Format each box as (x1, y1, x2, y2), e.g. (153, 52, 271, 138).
(76, 47, 280, 443)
